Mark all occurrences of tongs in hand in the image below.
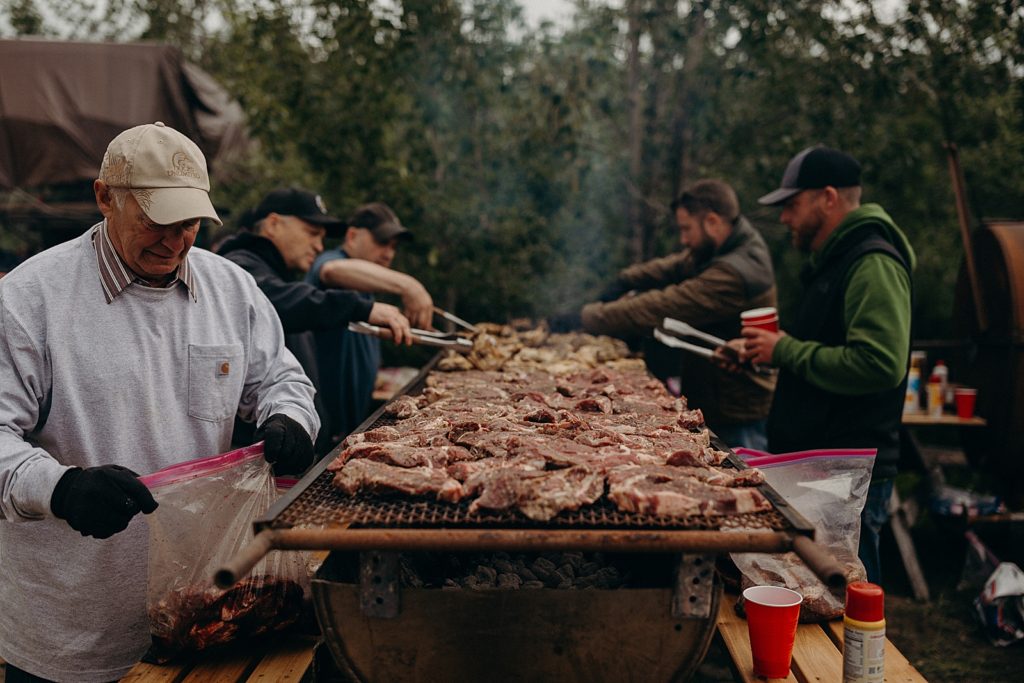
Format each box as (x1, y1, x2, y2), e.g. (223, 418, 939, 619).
(348, 322, 474, 353)
(433, 306, 478, 333)
(655, 318, 773, 376)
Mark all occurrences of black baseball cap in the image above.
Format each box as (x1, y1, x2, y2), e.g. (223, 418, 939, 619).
(758, 146, 862, 206)
(347, 202, 411, 243)
(251, 187, 345, 234)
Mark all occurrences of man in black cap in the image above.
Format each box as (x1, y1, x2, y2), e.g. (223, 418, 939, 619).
(218, 188, 413, 456)
(734, 146, 916, 583)
(306, 202, 436, 442)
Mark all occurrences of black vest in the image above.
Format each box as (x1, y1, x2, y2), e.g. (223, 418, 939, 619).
(767, 227, 910, 480)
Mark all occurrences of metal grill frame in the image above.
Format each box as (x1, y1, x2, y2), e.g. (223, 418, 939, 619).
(256, 353, 816, 547)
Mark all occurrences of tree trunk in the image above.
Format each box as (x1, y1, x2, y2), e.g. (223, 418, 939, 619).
(626, 0, 644, 263)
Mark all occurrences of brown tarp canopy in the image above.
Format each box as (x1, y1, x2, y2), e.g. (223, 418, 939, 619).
(0, 38, 249, 189)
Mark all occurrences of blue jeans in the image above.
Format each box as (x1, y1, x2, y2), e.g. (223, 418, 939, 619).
(858, 479, 894, 585)
(714, 419, 768, 452)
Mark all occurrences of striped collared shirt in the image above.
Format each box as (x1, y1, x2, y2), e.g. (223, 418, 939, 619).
(90, 220, 196, 304)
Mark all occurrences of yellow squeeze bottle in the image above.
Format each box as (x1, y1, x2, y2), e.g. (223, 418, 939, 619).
(843, 581, 885, 683)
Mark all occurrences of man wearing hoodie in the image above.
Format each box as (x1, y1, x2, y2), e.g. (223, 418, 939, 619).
(739, 146, 916, 583)
(217, 188, 412, 456)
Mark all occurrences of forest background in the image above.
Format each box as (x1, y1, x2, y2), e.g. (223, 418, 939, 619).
(3, 0, 1023, 350)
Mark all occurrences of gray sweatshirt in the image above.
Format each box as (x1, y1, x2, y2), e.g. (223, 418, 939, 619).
(0, 226, 318, 681)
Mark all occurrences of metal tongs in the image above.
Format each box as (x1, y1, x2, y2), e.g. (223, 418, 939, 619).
(348, 321, 474, 353)
(654, 317, 774, 377)
(433, 306, 478, 333)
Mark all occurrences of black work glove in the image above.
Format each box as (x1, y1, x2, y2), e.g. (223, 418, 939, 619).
(597, 278, 630, 302)
(547, 310, 583, 333)
(256, 413, 314, 475)
(50, 465, 158, 539)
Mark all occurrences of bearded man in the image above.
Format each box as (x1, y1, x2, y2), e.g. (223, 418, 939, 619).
(551, 179, 777, 449)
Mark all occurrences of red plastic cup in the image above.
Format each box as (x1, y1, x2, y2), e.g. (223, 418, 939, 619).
(743, 585, 803, 678)
(955, 387, 977, 419)
(741, 307, 779, 333)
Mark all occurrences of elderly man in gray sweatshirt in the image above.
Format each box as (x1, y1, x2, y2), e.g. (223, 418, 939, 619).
(0, 122, 318, 682)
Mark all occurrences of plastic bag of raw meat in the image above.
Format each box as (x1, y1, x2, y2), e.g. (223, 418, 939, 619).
(139, 443, 309, 663)
(729, 448, 875, 622)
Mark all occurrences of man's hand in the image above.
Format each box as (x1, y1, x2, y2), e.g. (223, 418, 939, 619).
(710, 338, 747, 374)
(50, 465, 158, 539)
(547, 310, 583, 333)
(741, 327, 784, 366)
(257, 413, 314, 475)
(399, 280, 434, 330)
(368, 302, 413, 345)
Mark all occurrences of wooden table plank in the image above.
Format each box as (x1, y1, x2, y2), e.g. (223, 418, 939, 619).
(790, 622, 844, 683)
(179, 646, 255, 683)
(119, 661, 190, 682)
(247, 636, 319, 682)
(824, 621, 928, 683)
(901, 413, 985, 427)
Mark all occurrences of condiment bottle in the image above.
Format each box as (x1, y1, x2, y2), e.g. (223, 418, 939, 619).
(843, 581, 885, 683)
(904, 366, 921, 414)
(927, 367, 944, 417)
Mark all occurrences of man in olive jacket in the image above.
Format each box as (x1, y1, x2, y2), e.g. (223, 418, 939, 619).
(741, 146, 915, 583)
(561, 179, 777, 449)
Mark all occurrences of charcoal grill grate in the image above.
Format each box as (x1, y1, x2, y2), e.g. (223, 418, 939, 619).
(270, 469, 791, 531)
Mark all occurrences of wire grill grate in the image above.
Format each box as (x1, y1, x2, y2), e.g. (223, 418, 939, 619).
(271, 469, 791, 532)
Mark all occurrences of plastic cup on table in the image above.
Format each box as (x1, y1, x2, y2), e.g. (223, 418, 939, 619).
(955, 387, 977, 419)
(743, 585, 803, 678)
(741, 307, 779, 333)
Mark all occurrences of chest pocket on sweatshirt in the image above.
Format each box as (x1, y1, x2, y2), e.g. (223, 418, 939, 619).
(188, 344, 244, 422)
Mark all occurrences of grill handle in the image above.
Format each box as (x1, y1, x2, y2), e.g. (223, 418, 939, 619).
(214, 529, 278, 588)
(792, 534, 847, 589)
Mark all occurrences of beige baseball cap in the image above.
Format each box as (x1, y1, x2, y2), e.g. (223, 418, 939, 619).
(99, 121, 222, 225)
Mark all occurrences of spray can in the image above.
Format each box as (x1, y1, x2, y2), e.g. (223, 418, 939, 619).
(843, 581, 885, 683)
(904, 366, 921, 414)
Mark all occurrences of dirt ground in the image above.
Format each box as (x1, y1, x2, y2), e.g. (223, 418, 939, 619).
(876, 512, 1024, 682)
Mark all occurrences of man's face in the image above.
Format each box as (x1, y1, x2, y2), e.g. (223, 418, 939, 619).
(675, 207, 715, 261)
(100, 186, 200, 282)
(264, 215, 326, 273)
(780, 190, 827, 253)
(345, 227, 397, 267)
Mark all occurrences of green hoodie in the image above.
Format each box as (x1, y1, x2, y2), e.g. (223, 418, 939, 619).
(772, 203, 917, 396)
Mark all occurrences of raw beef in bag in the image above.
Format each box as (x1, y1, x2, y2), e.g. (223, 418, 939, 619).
(140, 443, 309, 663)
(730, 448, 875, 622)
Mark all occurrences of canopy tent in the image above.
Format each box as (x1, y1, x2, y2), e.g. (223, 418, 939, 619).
(0, 38, 249, 190)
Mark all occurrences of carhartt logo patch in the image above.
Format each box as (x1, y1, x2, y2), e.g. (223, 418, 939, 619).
(168, 150, 202, 180)
(218, 361, 231, 376)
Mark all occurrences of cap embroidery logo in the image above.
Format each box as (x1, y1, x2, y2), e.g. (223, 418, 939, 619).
(168, 150, 201, 180)
(315, 195, 327, 214)
(102, 153, 132, 187)
(134, 189, 154, 211)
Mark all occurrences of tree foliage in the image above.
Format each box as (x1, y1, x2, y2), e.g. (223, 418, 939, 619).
(3, 0, 1023, 338)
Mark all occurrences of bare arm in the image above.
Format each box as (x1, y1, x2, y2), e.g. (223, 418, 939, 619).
(319, 259, 434, 329)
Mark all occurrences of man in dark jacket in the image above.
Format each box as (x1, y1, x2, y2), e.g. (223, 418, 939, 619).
(217, 187, 412, 456)
(552, 179, 777, 449)
(739, 146, 915, 583)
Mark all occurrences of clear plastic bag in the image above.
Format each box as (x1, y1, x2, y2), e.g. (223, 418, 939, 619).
(730, 448, 876, 622)
(139, 443, 309, 663)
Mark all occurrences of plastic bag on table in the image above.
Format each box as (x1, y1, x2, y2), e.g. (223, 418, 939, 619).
(730, 447, 875, 622)
(974, 562, 1024, 646)
(139, 443, 309, 663)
